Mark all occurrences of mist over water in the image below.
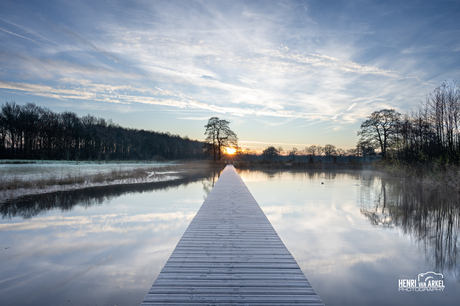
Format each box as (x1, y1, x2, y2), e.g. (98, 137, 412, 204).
(0, 168, 458, 306)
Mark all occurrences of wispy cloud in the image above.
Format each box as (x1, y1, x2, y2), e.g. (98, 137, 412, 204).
(272, 50, 401, 78)
(0, 17, 60, 45)
(0, 0, 458, 148)
(178, 116, 212, 121)
(0, 80, 334, 121)
(0, 27, 42, 44)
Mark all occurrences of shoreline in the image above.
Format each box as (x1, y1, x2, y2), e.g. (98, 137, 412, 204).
(4, 159, 457, 204)
(372, 160, 460, 193)
(0, 172, 181, 204)
(0, 161, 219, 204)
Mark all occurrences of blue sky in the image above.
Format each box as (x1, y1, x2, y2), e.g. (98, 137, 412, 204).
(1, 0, 459, 151)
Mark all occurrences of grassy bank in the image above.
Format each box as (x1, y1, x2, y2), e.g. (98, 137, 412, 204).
(0, 161, 221, 192)
(1, 166, 163, 191)
(0, 161, 225, 204)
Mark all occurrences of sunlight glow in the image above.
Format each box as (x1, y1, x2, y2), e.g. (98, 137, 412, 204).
(225, 147, 236, 155)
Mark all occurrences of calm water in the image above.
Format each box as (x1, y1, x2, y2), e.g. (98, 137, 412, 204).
(0, 168, 459, 306)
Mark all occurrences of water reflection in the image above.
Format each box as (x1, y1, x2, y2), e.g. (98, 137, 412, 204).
(1, 169, 222, 220)
(202, 170, 220, 199)
(1, 168, 458, 306)
(0, 168, 222, 306)
(237, 169, 460, 306)
(238, 168, 357, 180)
(359, 177, 460, 280)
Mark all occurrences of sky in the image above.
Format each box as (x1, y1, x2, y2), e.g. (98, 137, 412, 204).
(1, 0, 459, 152)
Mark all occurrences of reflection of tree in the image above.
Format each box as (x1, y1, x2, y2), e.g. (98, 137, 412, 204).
(0, 170, 217, 220)
(360, 177, 460, 279)
(360, 179, 393, 227)
(234, 169, 357, 183)
(202, 169, 222, 199)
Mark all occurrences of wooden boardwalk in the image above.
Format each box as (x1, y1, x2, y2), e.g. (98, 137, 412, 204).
(141, 165, 324, 305)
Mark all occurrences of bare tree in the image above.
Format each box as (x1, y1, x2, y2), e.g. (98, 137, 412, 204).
(324, 144, 336, 157)
(263, 146, 280, 161)
(277, 146, 284, 156)
(336, 148, 346, 156)
(204, 117, 218, 161)
(316, 146, 324, 156)
(426, 82, 460, 159)
(358, 109, 401, 159)
(358, 140, 376, 161)
(305, 145, 316, 156)
(204, 117, 238, 161)
(1, 102, 21, 157)
(289, 147, 298, 161)
(303, 145, 316, 162)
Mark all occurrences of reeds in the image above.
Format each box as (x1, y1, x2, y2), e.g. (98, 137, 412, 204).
(374, 160, 460, 192)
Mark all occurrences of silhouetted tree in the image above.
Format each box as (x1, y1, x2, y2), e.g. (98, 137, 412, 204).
(1, 102, 21, 157)
(288, 147, 298, 161)
(323, 144, 336, 161)
(358, 109, 401, 159)
(262, 146, 280, 161)
(304, 145, 317, 162)
(359, 82, 460, 164)
(336, 148, 346, 156)
(277, 146, 284, 156)
(203, 117, 238, 161)
(316, 145, 324, 157)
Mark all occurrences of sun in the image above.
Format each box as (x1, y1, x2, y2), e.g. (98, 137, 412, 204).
(225, 147, 236, 155)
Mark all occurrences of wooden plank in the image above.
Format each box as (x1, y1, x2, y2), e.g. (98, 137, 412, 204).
(141, 165, 324, 305)
(148, 287, 318, 295)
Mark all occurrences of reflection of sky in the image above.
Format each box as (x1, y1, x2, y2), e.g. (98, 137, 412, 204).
(0, 183, 204, 306)
(238, 170, 460, 306)
(1, 170, 458, 306)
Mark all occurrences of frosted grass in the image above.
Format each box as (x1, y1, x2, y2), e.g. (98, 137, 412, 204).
(0, 160, 184, 203)
(0, 160, 171, 182)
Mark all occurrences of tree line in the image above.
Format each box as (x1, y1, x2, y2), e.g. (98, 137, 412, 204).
(260, 144, 360, 162)
(0, 102, 204, 161)
(357, 82, 460, 164)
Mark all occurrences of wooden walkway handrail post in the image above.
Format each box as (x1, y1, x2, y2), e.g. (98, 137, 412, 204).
(141, 165, 324, 305)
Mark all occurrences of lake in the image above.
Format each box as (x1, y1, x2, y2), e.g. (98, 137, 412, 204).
(0, 167, 458, 306)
